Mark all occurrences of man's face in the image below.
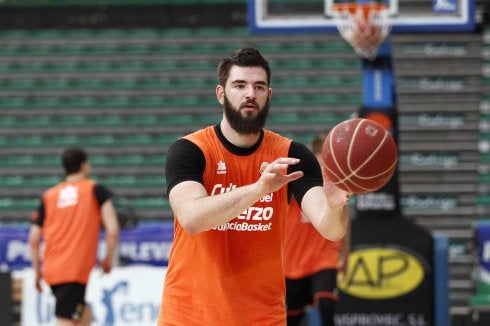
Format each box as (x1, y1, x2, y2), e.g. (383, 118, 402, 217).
(219, 65, 271, 135)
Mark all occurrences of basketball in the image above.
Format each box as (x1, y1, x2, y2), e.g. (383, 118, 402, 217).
(321, 118, 398, 194)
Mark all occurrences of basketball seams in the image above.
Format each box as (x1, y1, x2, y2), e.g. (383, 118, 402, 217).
(346, 119, 361, 175)
(327, 122, 350, 182)
(327, 119, 358, 193)
(344, 120, 389, 179)
(324, 122, 356, 193)
(348, 129, 389, 179)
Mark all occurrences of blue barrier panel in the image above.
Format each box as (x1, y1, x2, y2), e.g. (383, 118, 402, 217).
(0, 221, 175, 270)
(433, 232, 450, 326)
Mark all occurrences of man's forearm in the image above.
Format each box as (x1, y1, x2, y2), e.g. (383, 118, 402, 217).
(105, 230, 119, 261)
(172, 182, 263, 234)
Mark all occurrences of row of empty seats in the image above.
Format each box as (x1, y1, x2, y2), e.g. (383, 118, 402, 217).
(0, 111, 352, 128)
(0, 93, 362, 108)
(0, 27, 361, 222)
(0, 175, 165, 188)
(0, 75, 361, 90)
(0, 153, 166, 167)
(0, 58, 359, 75)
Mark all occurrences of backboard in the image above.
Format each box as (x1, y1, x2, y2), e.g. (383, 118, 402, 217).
(247, 0, 476, 34)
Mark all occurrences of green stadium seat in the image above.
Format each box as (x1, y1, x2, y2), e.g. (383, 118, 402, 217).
(156, 134, 181, 145)
(100, 96, 132, 107)
(29, 176, 62, 187)
(37, 156, 59, 166)
(283, 132, 318, 145)
(127, 115, 159, 126)
(0, 29, 31, 39)
(125, 28, 160, 38)
(32, 97, 63, 108)
(0, 97, 27, 108)
(79, 61, 113, 72)
(129, 197, 170, 209)
(13, 135, 44, 146)
(304, 112, 351, 124)
(163, 114, 194, 125)
(273, 95, 308, 106)
(169, 95, 201, 106)
(74, 78, 105, 89)
(21, 62, 47, 73)
(0, 155, 35, 167)
(478, 196, 490, 206)
(139, 175, 166, 187)
(0, 176, 24, 187)
(130, 96, 165, 107)
(481, 153, 490, 163)
(146, 154, 166, 165)
(118, 61, 146, 71)
(7, 78, 36, 89)
(0, 198, 14, 209)
(93, 115, 124, 126)
(41, 78, 71, 89)
(23, 116, 53, 127)
(268, 113, 301, 124)
(113, 154, 145, 165)
(86, 135, 117, 146)
(52, 135, 81, 146)
(101, 175, 137, 186)
(91, 154, 165, 166)
(0, 116, 17, 126)
(119, 134, 152, 146)
(197, 114, 221, 125)
(0, 197, 39, 210)
(59, 116, 88, 126)
(136, 78, 169, 89)
(480, 175, 490, 184)
(88, 155, 111, 166)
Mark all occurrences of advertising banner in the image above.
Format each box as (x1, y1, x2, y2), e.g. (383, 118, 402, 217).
(0, 222, 174, 270)
(118, 222, 174, 266)
(0, 225, 31, 271)
(475, 221, 490, 285)
(470, 220, 490, 307)
(335, 214, 434, 326)
(21, 265, 166, 326)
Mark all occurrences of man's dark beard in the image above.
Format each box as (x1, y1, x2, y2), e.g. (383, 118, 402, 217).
(223, 95, 270, 135)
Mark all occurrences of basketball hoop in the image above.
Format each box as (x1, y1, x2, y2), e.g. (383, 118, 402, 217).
(332, 3, 391, 60)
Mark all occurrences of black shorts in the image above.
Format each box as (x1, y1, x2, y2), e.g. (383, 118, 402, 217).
(50, 282, 87, 320)
(286, 269, 338, 310)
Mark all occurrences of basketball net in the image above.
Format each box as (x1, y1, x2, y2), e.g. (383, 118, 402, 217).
(332, 3, 391, 60)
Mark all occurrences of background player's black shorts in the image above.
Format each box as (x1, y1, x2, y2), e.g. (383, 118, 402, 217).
(50, 282, 86, 320)
(286, 269, 338, 310)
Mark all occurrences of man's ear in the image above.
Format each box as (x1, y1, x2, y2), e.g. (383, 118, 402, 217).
(216, 85, 225, 105)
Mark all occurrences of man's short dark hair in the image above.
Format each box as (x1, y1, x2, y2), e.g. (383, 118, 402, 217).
(217, 47, 271, 87)
(61, 148, 87, 175)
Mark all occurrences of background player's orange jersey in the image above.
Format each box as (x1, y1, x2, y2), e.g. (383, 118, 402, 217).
(284, 198, 341, 279)
(160, 126, 291, 326)
(36, 179, 102, 285)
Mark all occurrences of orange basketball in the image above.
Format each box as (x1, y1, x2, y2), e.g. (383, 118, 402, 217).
(321, 118, 398, 194)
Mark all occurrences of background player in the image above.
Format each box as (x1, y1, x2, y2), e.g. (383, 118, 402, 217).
(284, 133, 351, 326)
(28, 147, 120, 326)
